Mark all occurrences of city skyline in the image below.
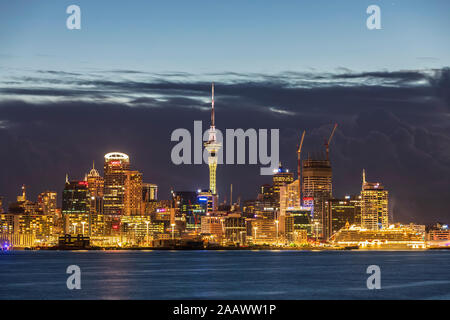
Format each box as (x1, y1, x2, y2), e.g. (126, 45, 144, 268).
(0, 1, 449, 225)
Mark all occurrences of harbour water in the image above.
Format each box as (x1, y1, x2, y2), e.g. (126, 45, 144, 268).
(1, 250, 449, 299)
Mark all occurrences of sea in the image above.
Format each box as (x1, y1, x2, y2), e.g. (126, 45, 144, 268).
(0, 250, 449, 300)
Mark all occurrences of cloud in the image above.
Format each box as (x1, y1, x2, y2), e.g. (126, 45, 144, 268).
(0, 67, 449, 224)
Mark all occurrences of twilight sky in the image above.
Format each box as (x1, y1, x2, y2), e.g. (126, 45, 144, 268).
(0, 1, 449, 224)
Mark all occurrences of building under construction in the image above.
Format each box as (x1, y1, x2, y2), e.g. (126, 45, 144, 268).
(299, 124, 337, 240)
(302, 157, 332, 239)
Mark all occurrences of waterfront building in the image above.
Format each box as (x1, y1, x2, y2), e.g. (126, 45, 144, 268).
(426, 223, 450, 244)
(0, 213, 55, 238)
(223, 213, 246, 244)
(247, 217, 277, 244)
(361, 170, 389, 230)
(201, 215, 224, 242)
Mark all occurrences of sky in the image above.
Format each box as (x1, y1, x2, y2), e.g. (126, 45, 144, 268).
(0, 1, 449, 224)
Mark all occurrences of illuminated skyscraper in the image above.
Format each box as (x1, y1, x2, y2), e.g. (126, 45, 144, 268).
(103, 152, 130, 215)
(325, 196, 361, 239)
(204, 83, 221, 197)
(87, 162, 104, 214)
(361, 170, 389, 230)
(124, 170, 143, 215)
(272, 163, 294, 203)
(62, 180, 90, 215)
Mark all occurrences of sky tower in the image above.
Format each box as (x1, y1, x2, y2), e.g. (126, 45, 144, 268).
(204, 83, 221, 195)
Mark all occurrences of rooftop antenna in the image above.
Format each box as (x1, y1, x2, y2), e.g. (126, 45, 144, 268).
(211, 82, 215, 127)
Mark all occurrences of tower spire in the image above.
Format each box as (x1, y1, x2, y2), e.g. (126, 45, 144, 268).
(204, 82, 221, 198)
(362, 169, 366, 186)
(211, 82, 215, 127)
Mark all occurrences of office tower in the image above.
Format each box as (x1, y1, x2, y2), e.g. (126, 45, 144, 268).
(302, 157, 332, 239)
(124, 170, 143, 216)
(103, 152, 130, 215)
(87, 162, 104, 214)
(62, 180, 90, 215)
(37, 191, 57, 215)
(223, 214, 246, 244)
(279, 179, 300, 216)
(361, 170, 389, 230)
(325, 196, 361, 239)
(204, 83, 221, 198)
(272, 163, 294, 204)
(201, 215, 224, 241)
(171, 190, 205, 231)
(197, 190, 215, 215)
(143, 183, 158, 202)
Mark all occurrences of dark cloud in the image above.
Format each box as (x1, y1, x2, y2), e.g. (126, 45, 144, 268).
(0, 68, 449, 224)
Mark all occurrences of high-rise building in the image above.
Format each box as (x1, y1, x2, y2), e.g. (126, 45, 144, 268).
(361, 170, 389, 230)
(62, 180, 90, 215)
(204, 83, 221, 200)
(279, 179, 300, 216)
(259, 184, 274, 202)
(302, 158, 332, 239)
(325, 196, 361, 239)
(87, 162, 104, 214)
(37, 191, 58, 215)
(124, 170, 143, 215)
(272, 163, 294, 203)
(103, 152, 130, 215)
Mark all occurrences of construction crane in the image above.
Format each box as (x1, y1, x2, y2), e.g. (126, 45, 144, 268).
(325, 123, 338, 161)
(297, 130, 306, 207)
